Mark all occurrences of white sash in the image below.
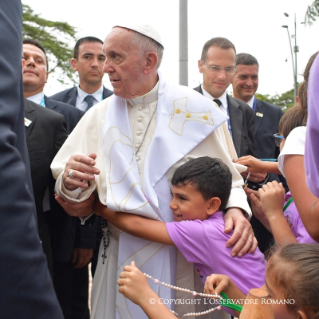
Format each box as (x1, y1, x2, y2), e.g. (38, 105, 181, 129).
(102, 72, 228, 318)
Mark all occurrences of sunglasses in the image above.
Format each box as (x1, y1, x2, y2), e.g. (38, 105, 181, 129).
(274, 133, 284, 147)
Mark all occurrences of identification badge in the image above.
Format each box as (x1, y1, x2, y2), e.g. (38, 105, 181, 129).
(24, 117, 32, 127)
(256, 112, 263, 117)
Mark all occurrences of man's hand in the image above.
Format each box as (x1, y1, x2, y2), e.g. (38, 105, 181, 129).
(72, 248, 93, 268)
(63, 153, 100, 191)
(224, 208, 258, 257)
(242, 171, 267, 184)
(55, 193, 95, 217)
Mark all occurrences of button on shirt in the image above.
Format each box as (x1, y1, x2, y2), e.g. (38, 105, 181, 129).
(127, 82, 159, 191)
(76, 85, 104, 112)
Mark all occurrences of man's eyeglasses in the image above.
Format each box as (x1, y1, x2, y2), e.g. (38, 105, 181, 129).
(201, 60, 236, 74)
(274, 133, 284, 147)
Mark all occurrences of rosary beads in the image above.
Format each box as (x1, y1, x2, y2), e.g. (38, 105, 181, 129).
(144, 273, 222, 318)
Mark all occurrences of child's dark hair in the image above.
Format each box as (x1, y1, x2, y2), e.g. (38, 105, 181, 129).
(278, 105, 307, 139)
(268, 244, 319, 316)
(171, 157, 232, 211)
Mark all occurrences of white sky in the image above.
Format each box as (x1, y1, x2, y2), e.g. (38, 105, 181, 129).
(22, 0, 319, 97)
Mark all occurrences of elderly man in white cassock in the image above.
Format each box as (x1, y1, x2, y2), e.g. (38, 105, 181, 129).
(52, 22, 257, 319)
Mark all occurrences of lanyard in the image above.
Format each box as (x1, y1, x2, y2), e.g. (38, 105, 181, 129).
(225, 96, 232, 137)
(253, 98, 257, 110)
(283, 197, 294, 212)
(39, 96, 45, 107)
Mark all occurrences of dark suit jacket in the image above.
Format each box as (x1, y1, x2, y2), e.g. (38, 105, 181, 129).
(0, 1, 63, 317)
(50, 86, 113, 107)
(25, 99, 68, 272)
(44, 96, 84, 134)
(194, 85, 255, 157)
(250, 99, 286, 252)
(41, 97, 95, 262)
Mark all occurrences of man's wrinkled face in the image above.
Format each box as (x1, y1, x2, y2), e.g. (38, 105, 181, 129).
(71, 41, 105, 86)
(232, 64, 259, 102)
(198, 46, 236, 98)
(102, 27, 147, 99)
(22, 44, 48, 93)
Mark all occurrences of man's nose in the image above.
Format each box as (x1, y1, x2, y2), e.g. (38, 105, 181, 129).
(103, 59, 113, 74)
(217, 70, 227, 80)
(26, 56, 35, 66)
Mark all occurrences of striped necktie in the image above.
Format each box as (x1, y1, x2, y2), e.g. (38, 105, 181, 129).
(84, 95, 95, 112)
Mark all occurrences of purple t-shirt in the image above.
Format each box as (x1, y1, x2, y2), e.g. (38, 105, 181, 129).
(305, 54, 319, 197)
(284, 192, 317, 244)
(166, 211, 266, 296)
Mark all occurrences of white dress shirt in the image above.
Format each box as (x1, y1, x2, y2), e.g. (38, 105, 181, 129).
(246, 95, 255, 108)
(201, 84, 228, 115)
(75, 85, 103, 112)
(27, 92, 45, 106)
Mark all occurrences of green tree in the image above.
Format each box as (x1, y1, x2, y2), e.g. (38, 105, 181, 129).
(305, 0, 319, 25)
(22, 4, 77, 84)
(256, 89, 294, 112)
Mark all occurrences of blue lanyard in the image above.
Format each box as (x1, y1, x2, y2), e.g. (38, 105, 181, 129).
(225, 96, 232, 137)
(252, 97, 257, 111)
(226, 106, 232, 137)
(39, 96, 46, 107)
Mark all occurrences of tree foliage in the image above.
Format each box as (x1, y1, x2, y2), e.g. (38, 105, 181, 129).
(305, 0, 319, 25)
(256, 88, 295, 111)
(22, 4, 77, 84)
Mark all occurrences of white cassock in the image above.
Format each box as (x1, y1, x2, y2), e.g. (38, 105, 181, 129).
(52, 73, 250, 319)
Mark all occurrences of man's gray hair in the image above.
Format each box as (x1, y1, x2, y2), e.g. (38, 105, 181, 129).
(236, 53, 259, 67)
(131, 31, 164, 69)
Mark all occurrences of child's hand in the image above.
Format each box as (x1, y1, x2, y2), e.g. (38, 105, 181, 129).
(258, 181, 285, 220)
(117, 261, 152, 305)
(245, 188, 265, 220)
(235, 156, 266, 173)
(204, 274, 231, 296)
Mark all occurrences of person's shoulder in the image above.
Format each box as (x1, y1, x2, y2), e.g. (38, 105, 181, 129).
(230, 96, 253, 111)
(256, 99, 283, 115)
(46, 96, 84, 116)
(49, 87, 75, 100)
(25, 99, 65, 122)
(103, 86, 113, 99)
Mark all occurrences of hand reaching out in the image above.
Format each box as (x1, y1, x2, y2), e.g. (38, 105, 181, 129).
(258, 181, 285, 221)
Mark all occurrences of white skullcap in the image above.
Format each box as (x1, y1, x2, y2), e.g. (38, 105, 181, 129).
(113, 22, 164, 48)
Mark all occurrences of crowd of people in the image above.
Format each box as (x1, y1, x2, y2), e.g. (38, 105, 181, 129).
(1, 1, 319, 319)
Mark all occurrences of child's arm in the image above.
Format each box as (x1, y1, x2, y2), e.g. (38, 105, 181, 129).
(259, 181, 297, 247)
(235, 156, 281, 175)
(94, 201, 174, 245)
(118, 262, 176, 319)
(204, 274, 246, 317)
(285, 155, 319, 242)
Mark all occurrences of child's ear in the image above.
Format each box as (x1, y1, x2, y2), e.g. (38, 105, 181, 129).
(207, 197, 221, 215)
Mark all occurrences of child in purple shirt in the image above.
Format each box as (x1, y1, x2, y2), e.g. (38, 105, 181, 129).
(95, 157, 266, 315)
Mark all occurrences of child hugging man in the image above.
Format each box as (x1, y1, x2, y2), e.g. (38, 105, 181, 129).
(95, 157, 266, 315)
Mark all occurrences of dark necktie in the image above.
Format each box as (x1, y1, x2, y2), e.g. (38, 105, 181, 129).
(84, 95, 95, 112)
(213, 98, 222, 107)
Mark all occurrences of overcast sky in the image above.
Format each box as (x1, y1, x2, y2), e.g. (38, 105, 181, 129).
(23, 0, 319, 97)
